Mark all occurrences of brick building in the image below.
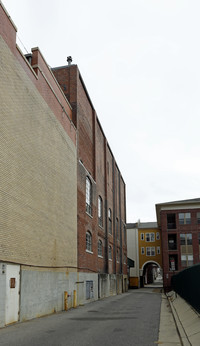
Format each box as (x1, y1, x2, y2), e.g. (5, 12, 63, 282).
(52, 62, 128, 297)
(156, 198, 200, 291)
(0, 3, 78, 327)
(0, 2, 127, 327)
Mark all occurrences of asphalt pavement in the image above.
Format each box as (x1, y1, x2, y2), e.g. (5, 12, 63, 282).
(0, 288, 162, 346)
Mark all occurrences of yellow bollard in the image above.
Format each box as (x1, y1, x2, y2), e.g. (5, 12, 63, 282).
(64, 291, 68, 311)
(73, 290, 77, 308)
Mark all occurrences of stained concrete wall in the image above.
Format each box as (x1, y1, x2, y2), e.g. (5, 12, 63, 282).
(20, 268, 99, 321)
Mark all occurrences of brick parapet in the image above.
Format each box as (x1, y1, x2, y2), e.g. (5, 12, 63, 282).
(0, 4, 76, 145)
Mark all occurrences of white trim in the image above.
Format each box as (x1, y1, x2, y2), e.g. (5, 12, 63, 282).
(86, 250, 93, 255)
(141, 260, 161, 270)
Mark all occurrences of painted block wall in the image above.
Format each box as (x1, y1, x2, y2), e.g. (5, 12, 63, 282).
(0, 263, 6, 327)
(0, 27, 77, 267)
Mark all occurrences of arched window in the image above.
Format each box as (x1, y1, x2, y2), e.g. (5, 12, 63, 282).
(86, 177, 92, 215)
(108, 208, 112, 234)
(98, 196, 103, 227)
(108, 245, 112, 260)
(98, 239, 103, 257)
(86, 231, 92, 252)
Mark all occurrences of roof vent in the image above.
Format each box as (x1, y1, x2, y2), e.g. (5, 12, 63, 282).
(67, 56, 72, 65)
(25, 53, 32, 65)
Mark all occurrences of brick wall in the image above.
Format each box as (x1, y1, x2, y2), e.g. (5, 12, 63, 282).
(53, 64, 127, 276)
(0, 5, 77, 268)
(160, 208, 200, 289)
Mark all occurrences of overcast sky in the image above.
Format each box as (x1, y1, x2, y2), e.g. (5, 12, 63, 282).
(2, 0, 200, 223)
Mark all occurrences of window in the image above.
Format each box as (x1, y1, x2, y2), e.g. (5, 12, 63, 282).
(180, 233, 193, 267)
(86, 177, 92, 215)
(157, 246, 160, 254)
(156, 232, 160, 240)
(86, 231, 92, 252)
(141, 247, 145, 255)
(169, 255, 178, 271)
(180, 233, 192, 245)
(146, 247, 155, 256)
(141, 233, 144, 241)
(179, 213, 191, 225)
(108, 209, 112, 234)
(98, 196, 103, 227)
(181, 254, 193, 267)
(108, 245, 112, 260)
(124, 254, 126, 264)
(145, 233, 155, 242)
(98, 239, 103, 257)
(168, 234, 177, 250)
(197, 212, 200, 224)
(116, 217, 119, 239)
(167, 213, 176, 229)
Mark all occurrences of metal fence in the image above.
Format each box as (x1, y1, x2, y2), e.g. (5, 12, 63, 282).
(171, 263, 200, 314)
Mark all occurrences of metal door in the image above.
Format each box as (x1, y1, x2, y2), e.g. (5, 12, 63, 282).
(5, 264, 20, 325)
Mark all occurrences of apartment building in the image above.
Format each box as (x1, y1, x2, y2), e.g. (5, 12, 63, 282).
(156, 198, 200, 291)
(127, 222, 162, 288)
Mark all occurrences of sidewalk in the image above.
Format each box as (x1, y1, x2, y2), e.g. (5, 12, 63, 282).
(158, 293, 182, 345)
(158, 291, 200, 346)
(167, 291, 200, 346)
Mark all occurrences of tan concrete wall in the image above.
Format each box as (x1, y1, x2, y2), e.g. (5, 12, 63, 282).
(0, 34, 77, 267)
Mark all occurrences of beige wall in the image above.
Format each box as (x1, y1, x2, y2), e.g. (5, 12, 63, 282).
(0, 35, 77, 267)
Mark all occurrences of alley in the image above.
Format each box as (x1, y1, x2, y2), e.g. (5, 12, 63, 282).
(0, 288, 162, 346)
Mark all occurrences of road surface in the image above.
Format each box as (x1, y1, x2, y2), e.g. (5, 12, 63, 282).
(0, 288, 161, 346)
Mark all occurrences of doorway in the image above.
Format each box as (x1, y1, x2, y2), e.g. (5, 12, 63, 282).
(5, 264, 20, 325)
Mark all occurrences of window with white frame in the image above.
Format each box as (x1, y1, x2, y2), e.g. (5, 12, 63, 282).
(86, 177, 92, 215)
(146, 247, 155, 256)
(156, 232, 160, 240)
(145, 233, 155, 242)
(141, 233, 144, 241)
(141, 247, 145, 255)
(108, 245, 112, 260)
(98, 196, 103, 227)
(179, 213, 191, 225)
(108, 209, 112, 234)
(180, 233, 193, 267)
(157, 246, 160, 254)
(98, 239, 103, 257)
(86, 231, 92, 252)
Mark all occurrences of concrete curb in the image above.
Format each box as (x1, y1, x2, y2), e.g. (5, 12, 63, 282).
(158, 293, 182, 345)
(167, 291, 200, 346)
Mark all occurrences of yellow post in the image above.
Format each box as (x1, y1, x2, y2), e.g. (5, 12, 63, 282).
(64, 291, 68, 311)
(73, 290, 77, 308)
